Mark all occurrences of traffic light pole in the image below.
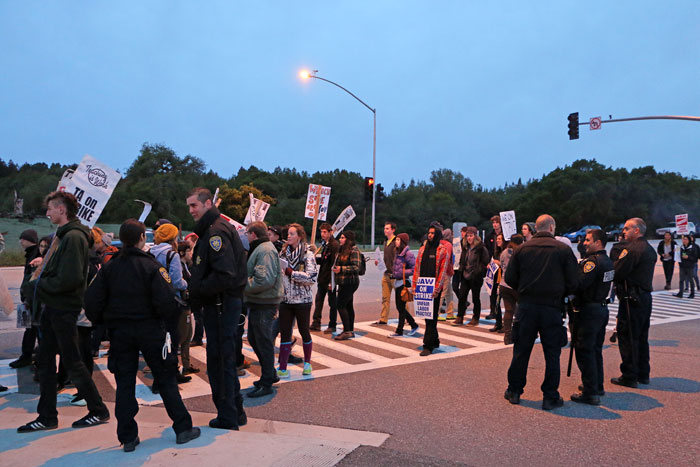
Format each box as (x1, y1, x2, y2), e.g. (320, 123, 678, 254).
(580, 115, 700, 126)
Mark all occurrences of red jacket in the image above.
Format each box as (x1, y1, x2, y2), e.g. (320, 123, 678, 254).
(413, 241, 450, 295)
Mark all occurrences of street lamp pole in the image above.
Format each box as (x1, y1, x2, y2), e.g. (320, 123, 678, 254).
(301, 70, 377, 249)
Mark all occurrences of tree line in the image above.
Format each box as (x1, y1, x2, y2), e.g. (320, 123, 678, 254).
(2, 144, 698, 243)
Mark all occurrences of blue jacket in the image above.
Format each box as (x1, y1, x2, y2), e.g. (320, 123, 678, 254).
(150, 243, 188, 296)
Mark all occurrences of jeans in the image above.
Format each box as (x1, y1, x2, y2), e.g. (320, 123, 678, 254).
(574, 304, 609, 394)
(109, 322, 192, 443)
(679, 267, 695, 295)
(247, 306, 277, 387)
(37, 307, 107, 423)
(312, 281, 337, 329)
(617, 293, 652, 381)
(203, 296, 244, 427)
(507, 302, 564, 400)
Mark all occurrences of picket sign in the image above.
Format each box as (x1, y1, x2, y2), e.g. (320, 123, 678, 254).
(62, 155, 122, 228)
(331, 205, 356, 237)
(244, 193, 270, 225)
(676, 214, 689, 235)
(500, 210, 517, 241)
(484, 260, 500, 295)
(414, 277, 435, 319)
(305, 184, 331, 247)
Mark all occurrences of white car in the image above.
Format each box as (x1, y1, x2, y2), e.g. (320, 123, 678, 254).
(655, 222, 696, 238)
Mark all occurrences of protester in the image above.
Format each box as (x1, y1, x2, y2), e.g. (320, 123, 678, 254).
(388, 233, 419, 337)
(373, 222, 397, 326)
(611, 217, 656, 389)
(438, 227, 455, 321)
(451, 227, 467, 314)
(675, 235, 697, 298)
(10, 229, 41, 369)
(184, 233, 204, 347)
(310, 223, 339, 333)
(657, 232, 676, 290)
(85, 219, 200, 451)
(521, 222, 536, 242)
(454, 226, 489, 326)
(187, 187, 247, 430)
(244, 221, 283, 396)
(176, 241, 199, 375)
(413, 223, 450, 356)
(499, 234, 524, 345)
(333, 231, 362, 340)
(484, 215, 502, 258)
(486, 233, 506, 331)
(267, 225, 284, 252)
(689, 233, 700, 291)
(276, 223, 317, 376)
(18, 191, 110, 432)
(504, 214, 579, 410)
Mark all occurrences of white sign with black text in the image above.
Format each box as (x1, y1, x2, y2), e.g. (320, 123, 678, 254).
(414, 277, 436, 319)
(499, 210, 517, 241)
(62, 155, 122, 228)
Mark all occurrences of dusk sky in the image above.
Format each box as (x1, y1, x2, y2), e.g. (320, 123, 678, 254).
(1, 1, 698, 191)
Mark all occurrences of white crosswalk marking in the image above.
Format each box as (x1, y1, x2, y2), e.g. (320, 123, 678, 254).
(3, 289, 700, 404)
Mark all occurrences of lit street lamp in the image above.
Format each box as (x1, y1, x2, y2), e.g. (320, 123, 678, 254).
(299, 69, 377, 248)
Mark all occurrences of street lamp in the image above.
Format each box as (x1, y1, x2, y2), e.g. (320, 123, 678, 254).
(299, 69, 377, 249)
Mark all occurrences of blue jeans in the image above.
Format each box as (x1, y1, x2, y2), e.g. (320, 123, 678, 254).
(247, 306, 277, 387)
(203, 296, 244, 427)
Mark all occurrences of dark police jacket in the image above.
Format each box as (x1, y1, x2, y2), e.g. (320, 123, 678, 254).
(504, 232, 579, 307)
(576, 250, 614, 306)
(190, 207, 247, 305)
(84, 247, 178, 326)
(613, 237, 656, 293)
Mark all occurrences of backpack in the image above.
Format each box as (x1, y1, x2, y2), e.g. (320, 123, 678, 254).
(358, 252, 367, 276)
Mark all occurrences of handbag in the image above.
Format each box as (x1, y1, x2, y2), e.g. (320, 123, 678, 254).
(400, 265, 414, 302)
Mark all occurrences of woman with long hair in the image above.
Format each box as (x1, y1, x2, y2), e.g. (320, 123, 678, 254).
(277, 223, 317, 377)
(657, 231, 676, 290)
(487, 233, 506, 332)
(521, 223, 536, 242)
(389, 233, 419, 337)
(499, 234, 524, 344)
(332, 230, 362, 341)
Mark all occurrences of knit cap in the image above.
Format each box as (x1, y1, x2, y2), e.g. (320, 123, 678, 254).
(155, 223, 179, 244)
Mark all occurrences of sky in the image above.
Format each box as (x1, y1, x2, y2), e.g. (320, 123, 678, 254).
(1, 1, 699, 192)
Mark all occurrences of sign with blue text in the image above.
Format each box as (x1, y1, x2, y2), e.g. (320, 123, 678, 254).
(414, 277, 436, 319)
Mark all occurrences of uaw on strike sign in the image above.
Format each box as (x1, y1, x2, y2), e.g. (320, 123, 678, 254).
(60, 155, 122, 228)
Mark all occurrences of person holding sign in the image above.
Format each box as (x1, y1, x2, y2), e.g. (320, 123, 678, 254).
(412, 223, 450, 356)
(388, 233, 419, 337)
(333, 231, 362, 341)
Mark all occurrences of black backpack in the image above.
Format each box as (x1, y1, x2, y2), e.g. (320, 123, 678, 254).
(358, 252, 367, 276)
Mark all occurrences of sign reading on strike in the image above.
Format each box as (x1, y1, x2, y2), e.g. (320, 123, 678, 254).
(676, 213, 689, 235)
(305, 184, 331, 221)
(62, 155, 121, 228)
(414, 277, 435, 319)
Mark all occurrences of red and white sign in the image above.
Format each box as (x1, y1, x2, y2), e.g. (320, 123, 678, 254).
(676, 214, 689, 235)
(590, 117, 602, 130)
(304, 184, 331, 221)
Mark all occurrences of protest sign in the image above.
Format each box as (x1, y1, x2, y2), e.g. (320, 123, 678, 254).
(244, 193, 271, 225)
(332, 205, 356, 237)
(500, 210, 517, 241)
(62, 155, 121, 228)
(484, 260, 500, 295)
(414, 277, 436, 319)
(304, 184, 331, 221)
(676, 214, 689, 235)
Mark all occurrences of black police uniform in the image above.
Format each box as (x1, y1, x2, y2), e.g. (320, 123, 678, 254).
(85, 247, 193, 445)
(504, 232, 579, 403)
(573, 249, 614, 397)
(190, 207, 248, 429)
(613, 236, 656, 385)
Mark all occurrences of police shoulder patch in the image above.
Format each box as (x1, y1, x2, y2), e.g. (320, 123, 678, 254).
(209, 235, 222, 252)
(583, 261, 596, 273)
(159, 267, 171, 283)
(618, 249, 628, 259)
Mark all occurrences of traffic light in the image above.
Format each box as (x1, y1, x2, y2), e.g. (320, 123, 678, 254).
(568, 112, 579, 140)
(376, 183, 385, 202)
(364, 177, 374, 202)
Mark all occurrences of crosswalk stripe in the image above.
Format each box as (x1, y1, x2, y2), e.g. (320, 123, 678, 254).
(300, 332, 391, 363)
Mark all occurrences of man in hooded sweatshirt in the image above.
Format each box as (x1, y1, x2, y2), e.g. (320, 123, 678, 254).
(18, 191, 109, 433)
(412, 223, 450, 356)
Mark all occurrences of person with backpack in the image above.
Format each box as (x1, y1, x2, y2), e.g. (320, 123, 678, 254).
(333, 231, 362, 341)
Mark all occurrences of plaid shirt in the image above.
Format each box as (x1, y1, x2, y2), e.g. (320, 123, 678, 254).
(335, 246, 362, 285)
(413, 241, 450, 295)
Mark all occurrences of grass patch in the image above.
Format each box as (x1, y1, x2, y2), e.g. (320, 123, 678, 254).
(0, 249, 25, 267)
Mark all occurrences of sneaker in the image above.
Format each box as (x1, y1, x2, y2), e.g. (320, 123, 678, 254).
(323, 327, 336, 334)
(437, 314, 447, 321)
(70, 394, 87, 406)
(123, 436, 140, 452)
(176, 426, 201, 444)
(446, 313, 456, 320)
(302, 362, 312, 375)
(18, 418, 58, 433)
(72, 411, 110, 428)
(407, 326, 420, 336)
(276, 368, 290, 378)
(388, 332, 403, 337)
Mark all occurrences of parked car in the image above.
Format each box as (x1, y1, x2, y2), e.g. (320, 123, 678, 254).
(562, 225, 602, 243)
(655, 222, 696, 238)
(605, 223, 624, 242)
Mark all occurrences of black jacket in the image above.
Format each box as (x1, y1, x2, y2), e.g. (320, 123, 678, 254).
(613, 237, 657, 293)
(576, 250, 614, 305)
(656, 240, 676, 262)
(504, 232, 579, 307)
(316, 237, 339, 285)
(20, 244, 40, 302)
(190, 207, 248, 304)
(84, 247, 178, 326)
(679, 244, 699, 268)
(458, 239, 489, 280)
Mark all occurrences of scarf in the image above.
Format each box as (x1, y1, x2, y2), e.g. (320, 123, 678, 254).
(284, 242, 306, 270)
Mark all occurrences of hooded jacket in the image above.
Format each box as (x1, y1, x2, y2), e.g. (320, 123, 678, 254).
(150, 242, 188, 296)
(22, 219, 92, 312)
(413, 228, 450, 294)
(459, 238, 489, 281)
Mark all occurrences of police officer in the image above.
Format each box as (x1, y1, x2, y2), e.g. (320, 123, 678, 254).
(85, 219, 199, 452)
(504, 214, 579, 410)
(570, 228, 614, 405)
(611, 217, 656, 388)
(186, 187, 248, 430)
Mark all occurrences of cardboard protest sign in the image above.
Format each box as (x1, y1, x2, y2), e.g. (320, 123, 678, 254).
(500, 210, 517, 241)
(244, 193, 270, 225)
(332, 205, 356, 237)
(62, 155, 121, 228)
(676, 214, 689, 235)
(414, 277, 436, 319)
(304, 184, 331, 221)
(484, 260, 500, 295)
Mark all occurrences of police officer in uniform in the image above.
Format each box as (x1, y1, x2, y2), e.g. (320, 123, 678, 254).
(186, 187, 248, 430)
(570, 228, 614, 405)
(504, 214, 579, 410)
(611, 217, 656, 388)
(85, 219, 200, 451)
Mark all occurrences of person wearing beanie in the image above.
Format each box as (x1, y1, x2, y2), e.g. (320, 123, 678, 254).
(412, 223, 450, 356)
(155, 218, 174, 229)
(388, 233, 419, 337)
(10, 230, 42, 368)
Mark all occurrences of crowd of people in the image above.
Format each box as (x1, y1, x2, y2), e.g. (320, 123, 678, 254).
(1, 188, 698, 444)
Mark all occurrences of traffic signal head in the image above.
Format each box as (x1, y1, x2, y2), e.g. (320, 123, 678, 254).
(568, 112, 579, 140)
(364, 177, 374, 202)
